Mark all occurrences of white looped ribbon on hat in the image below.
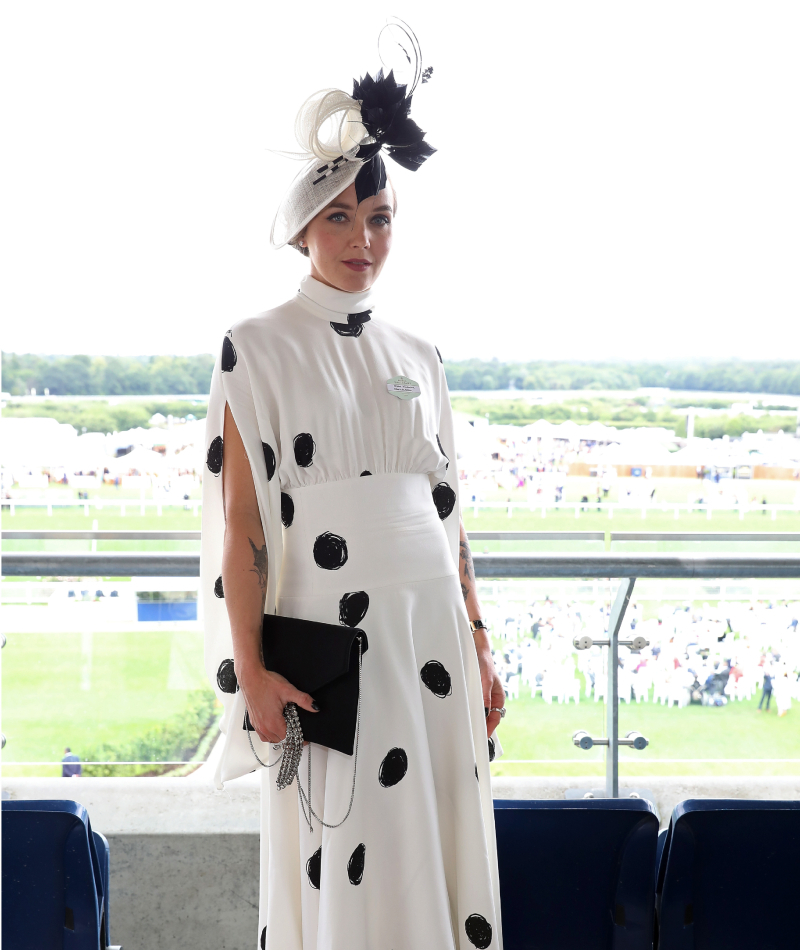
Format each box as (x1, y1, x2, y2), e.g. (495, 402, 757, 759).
(269, 88, 369, 166)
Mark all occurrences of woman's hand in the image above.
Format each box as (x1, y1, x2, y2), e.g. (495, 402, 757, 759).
(237, 662, 318, 746)
(458, 517, 505, 737)
(476, 646, 505, 738)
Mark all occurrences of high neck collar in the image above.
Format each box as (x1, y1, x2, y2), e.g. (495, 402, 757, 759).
(296, 274, 376, 320)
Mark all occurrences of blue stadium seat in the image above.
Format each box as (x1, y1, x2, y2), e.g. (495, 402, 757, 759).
(2, 799, 114, 949)
(93, 830, 111, 948)
(655, 828, 668, 880)
(494, 798, 659, 950)
(656, 799, 800, 950)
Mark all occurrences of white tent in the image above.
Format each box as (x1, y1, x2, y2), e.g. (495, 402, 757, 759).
(0, 417, 77, 467)
(113, 426, 167, 450)
(578, 421, 619, 442)
(171, 444, 205, 471)
(106, 446, 168, 475)
(549, 420, 581, 443)
(522, 419, 557, 437)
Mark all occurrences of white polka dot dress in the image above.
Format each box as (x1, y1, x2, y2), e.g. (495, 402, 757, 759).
(201, 275, 503, 950)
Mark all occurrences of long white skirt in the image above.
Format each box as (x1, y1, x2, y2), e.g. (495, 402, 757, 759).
(257, 473, 503, 950)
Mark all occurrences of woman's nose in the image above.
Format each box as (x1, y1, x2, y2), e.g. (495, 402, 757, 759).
(350, 222, 370, 247)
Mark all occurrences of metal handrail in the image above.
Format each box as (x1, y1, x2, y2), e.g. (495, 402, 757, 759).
(3, 553, 201, 576)
(609, 531, 800, 542)
(3, 530, 201, 540)
(468, 531, 605, 541)
(5, 529, 798, 543)
(4, 551, 800, 577)
(473, 553, 800, 577)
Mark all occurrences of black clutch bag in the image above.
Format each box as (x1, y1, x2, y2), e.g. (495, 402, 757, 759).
(243, 614, 369, 756)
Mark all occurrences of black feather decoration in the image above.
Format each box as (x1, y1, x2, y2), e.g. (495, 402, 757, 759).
(355, 154, 387, 205)
(386, 139, 437, 171)
(350, 66, 435, 201)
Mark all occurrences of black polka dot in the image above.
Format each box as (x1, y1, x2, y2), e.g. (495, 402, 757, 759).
(379, 748, 408, 787)
(281, 492, 294, 528)
(360, 470, 372, 476)
(313, 532, 348, 570)
(216, 659, 238, 694)
(330, 310, 371, 337)
(262, 443, 276, 481)
(206, 436, 223, 475)
(339, 591, 369, 627)
(465, 913, 493, 949)
(213, 575, 224, 599)
(432, 482, 456, 520)
(420, 660, 452, 698)
(293, 433, 316, 467)
(488, 736, 496, 762)
(306, 846, 321, 889)
(347, 843, 365, 885)
(260, 925, 266, 950)
(435, 345, 443, 363)
(436, 434, 449, 471)
(475, 764, 479, 780)
(221, 335, 237, 372)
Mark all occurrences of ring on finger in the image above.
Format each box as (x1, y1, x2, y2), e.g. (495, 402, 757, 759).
(489, 706, 506, 718)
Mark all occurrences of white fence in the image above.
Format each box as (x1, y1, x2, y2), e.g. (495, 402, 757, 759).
(1, 499, 201, 517)
(2, 499, 798, 520)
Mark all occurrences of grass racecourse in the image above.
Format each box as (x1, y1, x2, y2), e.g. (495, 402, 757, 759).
(2, 477, 799, 777)
(1, 630, 214, 778)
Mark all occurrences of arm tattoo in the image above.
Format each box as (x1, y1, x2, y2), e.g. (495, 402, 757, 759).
(461, 582, 469, 605)
(248, 537, 268, 591)
(459, 536, 475, 584)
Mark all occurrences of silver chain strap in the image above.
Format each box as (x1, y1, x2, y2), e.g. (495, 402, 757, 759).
(246, 713, 285, 768)
(246, 701, 304, 788)
(276, 702, 304, 790)
(297, 635, 363, 832)
(246, 634, 364, 833)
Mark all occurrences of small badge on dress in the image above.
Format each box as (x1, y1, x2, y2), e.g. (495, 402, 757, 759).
(386, 375, 421, 400)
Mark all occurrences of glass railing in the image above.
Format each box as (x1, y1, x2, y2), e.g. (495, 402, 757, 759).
(2, 531, 799, 782)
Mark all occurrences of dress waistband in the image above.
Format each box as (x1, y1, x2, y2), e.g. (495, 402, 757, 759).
(277, 473, 457, 599)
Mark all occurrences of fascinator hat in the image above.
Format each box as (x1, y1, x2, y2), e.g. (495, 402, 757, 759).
(269, 20, 436, 249)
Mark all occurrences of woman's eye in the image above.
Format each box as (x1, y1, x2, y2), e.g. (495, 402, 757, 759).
(328, 212, 347, 222)
(372, 215, 391, 226)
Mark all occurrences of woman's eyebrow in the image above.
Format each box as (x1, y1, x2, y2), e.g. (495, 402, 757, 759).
(325, 202, 355, 212)
(373, 204, 393, 213)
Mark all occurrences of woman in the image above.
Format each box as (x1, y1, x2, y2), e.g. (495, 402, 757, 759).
(201, 25, 506, 950)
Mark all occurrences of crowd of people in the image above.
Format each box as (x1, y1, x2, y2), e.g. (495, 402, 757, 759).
(487, 596, 799, 716)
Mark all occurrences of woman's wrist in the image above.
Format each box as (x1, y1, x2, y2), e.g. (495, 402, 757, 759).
(234, 650, 266, 681)
(471, 625, 492, 659)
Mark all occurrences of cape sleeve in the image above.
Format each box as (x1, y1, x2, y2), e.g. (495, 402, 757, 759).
(200, 326, 285, 790)
(427, 347, 461, 572)
(428, 346, 504, 761)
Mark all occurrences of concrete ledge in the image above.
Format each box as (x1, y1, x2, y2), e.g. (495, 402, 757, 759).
(2, 772, 262, 834)
(491, 776, 800, 828)
(4, 774, 799, 833)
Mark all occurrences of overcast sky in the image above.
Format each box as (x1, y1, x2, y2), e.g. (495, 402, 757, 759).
(2, 2, 798, 361)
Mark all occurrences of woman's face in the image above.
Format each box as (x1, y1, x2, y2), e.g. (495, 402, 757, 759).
(301, 181, 394, 293)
